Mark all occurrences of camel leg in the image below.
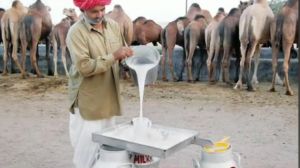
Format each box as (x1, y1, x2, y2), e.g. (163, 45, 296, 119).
(234, 44, 241, 83)
(245, 43, 258, 91)
(186, 39, 197, 82)
(10, 46, 16, 74)
(165, 28, 178, 81)
(211, 39, 222, 83)
(52, 36, 58, 77)
(178, 47, 186, 81)
(275, 73, 283, 85)
(222, 45, 232, 85)
(161, 46, 167, 81)
(20, 38, 28, 75)
(167, 45, 177, 81)
(282, 41, 294, 95)
(31, 41, 44, 78)
(61, 45, 69, 77)
(184, 35, 190, 81)
(206, 45, 214, 83)
(2, 38, 9, 76)
(269, 43, 279, 92)
(46, 37, 53, 76)
(251, 45, 261, 85)
(234, 43, 247, 90)
(11, 24, 26, 78)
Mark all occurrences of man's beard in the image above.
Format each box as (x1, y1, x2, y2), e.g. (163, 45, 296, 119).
(83, 14, 104, 25)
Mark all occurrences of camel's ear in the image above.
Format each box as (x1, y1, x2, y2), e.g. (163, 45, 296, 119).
(240, 1, 242, 5)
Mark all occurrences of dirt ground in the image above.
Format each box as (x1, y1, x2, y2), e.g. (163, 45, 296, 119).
(0, 75, 298, 168)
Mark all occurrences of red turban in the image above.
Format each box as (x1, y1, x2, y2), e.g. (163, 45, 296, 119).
(73, 0, 112, 10)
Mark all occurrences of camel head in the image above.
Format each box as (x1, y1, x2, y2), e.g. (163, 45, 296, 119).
(63, 8, 77, 18)
(12, 0, 24, 9)
(189, 3, 201, 11)
(239, 1, 251, 12)
(12, 0, 28, 14)
(113, 4, 124, 13)
(214, 9, 226, 21)
(218, 7, 225, 14)
(187, 3, 201, 20)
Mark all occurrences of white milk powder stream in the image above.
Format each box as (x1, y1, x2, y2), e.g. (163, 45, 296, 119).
(126, 56, 157, 118)
(125, 46, 160, 118)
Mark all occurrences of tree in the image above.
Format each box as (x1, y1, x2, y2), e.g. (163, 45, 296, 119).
(269, 0, 286, 15)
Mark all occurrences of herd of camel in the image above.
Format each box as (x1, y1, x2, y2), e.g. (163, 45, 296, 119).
(0, 0, 298, 95)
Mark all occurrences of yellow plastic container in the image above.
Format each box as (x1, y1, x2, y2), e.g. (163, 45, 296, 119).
(203, 137, 231, 153)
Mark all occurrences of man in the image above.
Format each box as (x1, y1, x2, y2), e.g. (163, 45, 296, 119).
(66, 0, 133, 167)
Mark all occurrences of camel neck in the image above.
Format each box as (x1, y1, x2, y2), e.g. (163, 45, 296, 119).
(69, 15, 79, 25)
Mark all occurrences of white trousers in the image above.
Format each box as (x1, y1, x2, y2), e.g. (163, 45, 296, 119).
(69, 108, 115, 168)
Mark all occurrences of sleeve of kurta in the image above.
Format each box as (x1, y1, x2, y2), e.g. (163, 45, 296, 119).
(67, 30, 116, 77)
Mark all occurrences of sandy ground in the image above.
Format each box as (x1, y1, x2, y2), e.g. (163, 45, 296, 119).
(0, 75, 298, 168)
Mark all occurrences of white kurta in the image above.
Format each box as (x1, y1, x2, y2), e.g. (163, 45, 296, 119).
(69, 108, 115, 168)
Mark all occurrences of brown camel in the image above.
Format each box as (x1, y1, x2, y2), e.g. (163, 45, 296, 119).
(160, 3, 212, 81)
(132, 18, 162, 46)
(270, 0, 298, 96)
(19, 0, 53, 78)
(235, 0, 274, 91)
(132, 16, 146, 45)
(1, 0, 28, 77)
(161, 16, 190, 81)
(106, 4, 133, 45)
(184, 15, 208, 82)
(52, 8, 79, 77)
(205, 11, 226, 83)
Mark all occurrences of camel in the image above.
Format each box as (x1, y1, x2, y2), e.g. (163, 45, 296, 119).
(184, 15, 208, 82)
(52, 8, 79, 77)
(106, 5, 133, 45)
(160, 3, 213, 81)
(132, 17, 162, 46)
(132, 16, 146, 45)
(270, 0, 298, 96)
(1, 0, 28, 77)
(210, 1, 252, 85)
(205, 10, 226, 83)
(234, 0, 275, 91)
(218, 8, 243, 85)
(161, 16, 190, 81)
(19, 0, 53, 78)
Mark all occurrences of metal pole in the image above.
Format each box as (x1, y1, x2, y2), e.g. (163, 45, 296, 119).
(185, 0, 188, 15)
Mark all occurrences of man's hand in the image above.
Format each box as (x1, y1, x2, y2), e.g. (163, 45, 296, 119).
(113, 47, 133, 60)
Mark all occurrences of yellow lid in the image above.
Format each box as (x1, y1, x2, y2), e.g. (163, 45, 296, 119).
(203, 136, 230, 153)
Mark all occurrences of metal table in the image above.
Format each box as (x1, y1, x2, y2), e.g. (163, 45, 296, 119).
(92, 121, 213, 159)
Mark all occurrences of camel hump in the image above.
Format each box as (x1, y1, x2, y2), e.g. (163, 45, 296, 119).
(194, 15, 205, 20)
(133, 16, 146, 24)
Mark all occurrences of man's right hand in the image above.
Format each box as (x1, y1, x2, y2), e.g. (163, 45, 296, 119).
(113, 47, 133, 60)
